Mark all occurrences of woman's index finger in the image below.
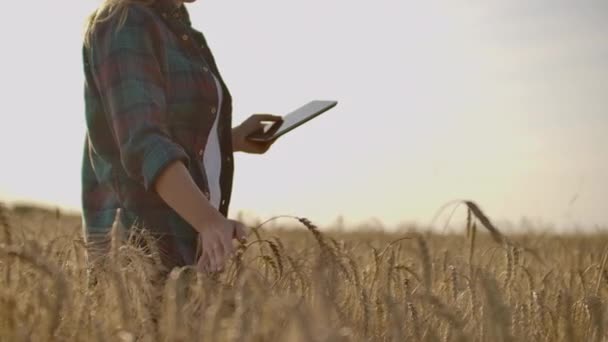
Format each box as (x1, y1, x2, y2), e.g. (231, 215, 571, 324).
(253, 114, 283, 122)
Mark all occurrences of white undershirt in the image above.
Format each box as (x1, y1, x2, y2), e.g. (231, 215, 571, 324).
(202, 73, 223, 209)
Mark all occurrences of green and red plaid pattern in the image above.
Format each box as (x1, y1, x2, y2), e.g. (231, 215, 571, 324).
(81, 0, 234, 268)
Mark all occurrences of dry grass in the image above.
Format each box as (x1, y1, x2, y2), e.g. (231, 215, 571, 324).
(1, 202, 607, 341)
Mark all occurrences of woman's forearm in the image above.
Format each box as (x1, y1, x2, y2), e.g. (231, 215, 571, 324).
(154, 160, 224, 232)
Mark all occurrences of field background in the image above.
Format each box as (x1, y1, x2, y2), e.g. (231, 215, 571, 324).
(1, 203, 607, 342)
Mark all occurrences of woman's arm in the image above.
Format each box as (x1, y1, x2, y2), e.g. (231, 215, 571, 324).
(154, 160, 223, 232)
(154, 160, 246, 272)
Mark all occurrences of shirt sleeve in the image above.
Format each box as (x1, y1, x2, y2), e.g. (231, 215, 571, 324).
(89, 5, 189, 192)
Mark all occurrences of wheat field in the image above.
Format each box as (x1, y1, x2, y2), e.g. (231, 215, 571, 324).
(0, 202, 607, 341)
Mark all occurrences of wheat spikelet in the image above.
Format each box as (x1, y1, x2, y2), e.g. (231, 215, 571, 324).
(404, 278, 413, 303)
(585, 295, 604, 342)
(92, 320, 108, 342)
(531, 290, 543, 338)
(378, 236, 413, 261)
(333, 254, 355, 286)
(468, 222, 477, 277)
(511, 303, 520, 339)
(70, 279, 96, 341)
(374, 296, 386, 339)
(131, 227, 165, 272)
(159, 267, 198, 341)
(381, 294, 405, 342)
(261, 255, 279, 279)
(104, 265, 132, 334)
(560, 290, 576, 342)
(465, 207, 472, 239)
(394, 264, 422, 285)
(594, 246, 608, 296)
(298, 217, 335, 260)
(418, 293, 469, 342)
(408, 302, 422, 340)
(386, 250, 396, 298)
(0, 203, 11, 245)
(518, 303, 530, 340)
(243, 239, 284, 280)
(464, 201, 506, 245)
(285, 255, 307, 296)
(504, 246, 514, 293)
(416, 234, 433, 293)
(327, 236, 342, 255)
(360, 286, 372, 338)
(228, 273, 249, 342)
(517, 264, 535, 296)
(370, 247, 382, 295)
(266, 239, 284, 277)
(467, 272, 479, 320)
(0, 288, 18, 340)
(227, 241, 248, 283)
(449, 265, 458, 303)
(0, 244, 69, 338)
(478, 269, 513, 342)
(572, 299, 585, 337)
(0, 203, 13, 288)
(441, 249, 448, 275)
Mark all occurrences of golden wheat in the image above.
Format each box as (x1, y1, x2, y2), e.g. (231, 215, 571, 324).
(0, 203, 606, 341)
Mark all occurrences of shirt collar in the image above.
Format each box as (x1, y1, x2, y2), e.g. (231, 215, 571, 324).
(153, 0, 192, 26)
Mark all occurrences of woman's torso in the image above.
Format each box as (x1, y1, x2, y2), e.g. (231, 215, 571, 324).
(81, 1, 234, 266)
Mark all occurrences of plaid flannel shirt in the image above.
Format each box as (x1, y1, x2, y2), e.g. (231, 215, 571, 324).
(81, 0, 234, 267)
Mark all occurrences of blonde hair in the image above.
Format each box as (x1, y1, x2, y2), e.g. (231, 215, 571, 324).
(84, 0, 155, 48)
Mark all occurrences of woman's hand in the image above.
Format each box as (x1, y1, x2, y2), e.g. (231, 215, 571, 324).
(196, 216, 248, 273)
(232, 114, 283, 154)
(153, 160, 248, 273)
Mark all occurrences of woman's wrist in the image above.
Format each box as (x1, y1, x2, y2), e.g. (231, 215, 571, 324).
(193, 202, 226, 232)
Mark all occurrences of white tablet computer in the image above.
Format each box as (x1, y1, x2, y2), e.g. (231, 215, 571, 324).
(247, 100, 338, 142)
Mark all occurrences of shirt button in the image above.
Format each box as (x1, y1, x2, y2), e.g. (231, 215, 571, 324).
(211, 107, 217, 114)
(198, 149, 203, 157)
(227, 156, 232, 162)
(202, 66, 209, 73)
(181, 34, 189, 41)
(204, 191, 210, 199)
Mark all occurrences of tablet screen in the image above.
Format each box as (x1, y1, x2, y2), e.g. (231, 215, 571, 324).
(278, 100, 336, 135)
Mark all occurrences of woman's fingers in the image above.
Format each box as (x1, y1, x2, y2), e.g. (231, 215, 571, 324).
(216, 231, 231, 271)
(211, 232, 232, 272)
(212, 244, 225, 272)
(219, 228, 235, 262)
(198, 250, 210, 273)
(251, 114, 283, 122)
(206, 244, 218, 272)
(203, 231, 221, 272)
(233, 221, 248, 243)
(197, 219, 251, 273)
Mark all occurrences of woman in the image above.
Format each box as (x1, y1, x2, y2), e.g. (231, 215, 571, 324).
(82, 0, 281, 273)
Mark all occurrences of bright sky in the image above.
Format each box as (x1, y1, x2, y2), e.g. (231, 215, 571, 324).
(0, 0, 607, 230)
